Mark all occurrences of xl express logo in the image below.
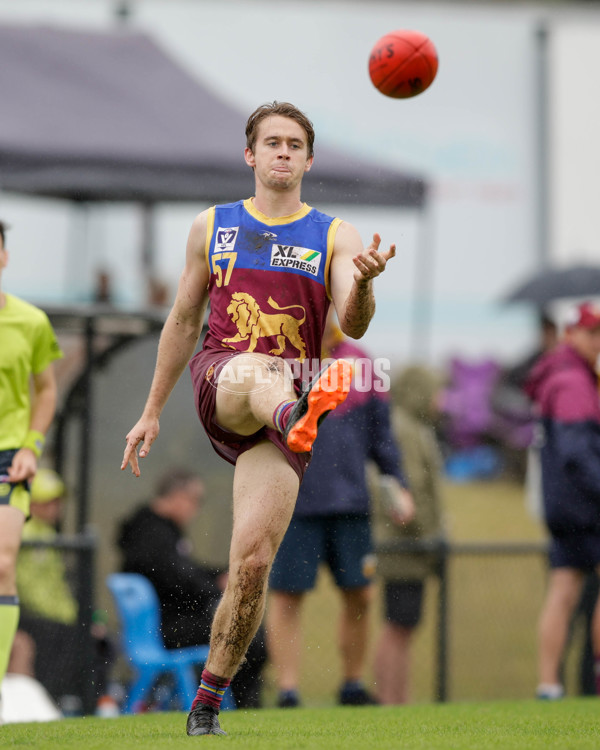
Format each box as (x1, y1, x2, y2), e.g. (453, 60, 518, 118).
(270, 244, 322, 276)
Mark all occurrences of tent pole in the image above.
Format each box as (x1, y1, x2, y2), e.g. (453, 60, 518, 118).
(141, 202, 158, 304)
(66, 201, 90, 303)
(535, 22, 550, 270)
(77, 314, 94, 533)
(410, 199, 435, 363)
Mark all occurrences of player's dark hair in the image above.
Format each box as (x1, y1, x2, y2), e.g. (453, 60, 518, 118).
(0, 220, 10, 247)
(156, 467, 201, 497)
(246, 101, 315, 158)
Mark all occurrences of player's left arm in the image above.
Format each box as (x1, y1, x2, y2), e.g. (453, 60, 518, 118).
(329, 222, 395, 339)
(8, 364, 57, 483)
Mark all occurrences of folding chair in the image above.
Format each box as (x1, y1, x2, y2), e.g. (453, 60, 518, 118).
(106, 572, 235, 713)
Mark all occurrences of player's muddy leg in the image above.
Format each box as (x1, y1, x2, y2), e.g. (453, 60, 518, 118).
(187, 442, 298, 736)
(209, 442, 298, 674)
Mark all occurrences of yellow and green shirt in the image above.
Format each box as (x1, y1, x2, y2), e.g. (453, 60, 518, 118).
(0, 293, 63, 451)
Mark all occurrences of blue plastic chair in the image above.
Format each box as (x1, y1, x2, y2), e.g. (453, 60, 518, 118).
(106, 573, 235, 713)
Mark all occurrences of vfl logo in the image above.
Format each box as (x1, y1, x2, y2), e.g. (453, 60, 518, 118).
(270, 245, 322, 276)
(216, 227, 239, 251)
(223, 292, 307, 361)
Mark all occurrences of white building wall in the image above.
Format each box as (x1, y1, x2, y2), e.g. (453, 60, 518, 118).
(551, 18, 600, 267)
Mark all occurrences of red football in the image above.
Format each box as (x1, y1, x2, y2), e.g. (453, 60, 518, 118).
(369, 29, 439, 99)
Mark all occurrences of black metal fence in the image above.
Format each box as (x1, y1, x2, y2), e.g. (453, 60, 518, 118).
(265, 537, 559, 707)
(21, 535, 591, 711)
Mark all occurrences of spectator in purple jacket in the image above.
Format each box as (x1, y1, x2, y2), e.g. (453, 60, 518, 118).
(267, 315, 414, 707)
(525, 302, 600, 699)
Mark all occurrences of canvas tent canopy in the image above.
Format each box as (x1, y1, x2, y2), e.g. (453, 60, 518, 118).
(0, 23, 427, 207)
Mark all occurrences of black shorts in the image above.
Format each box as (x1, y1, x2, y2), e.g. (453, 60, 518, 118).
(549, 531, 600, 571)
(383, 580, 425, 628)
(0, 449, 30, 516)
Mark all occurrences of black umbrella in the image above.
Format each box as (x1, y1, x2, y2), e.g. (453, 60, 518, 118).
(502, 264, 600, 305)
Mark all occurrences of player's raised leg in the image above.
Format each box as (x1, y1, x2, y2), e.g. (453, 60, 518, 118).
(214, 352, 353, 453)
(187, 442, 299, 736)
(213, 352, 296, 436)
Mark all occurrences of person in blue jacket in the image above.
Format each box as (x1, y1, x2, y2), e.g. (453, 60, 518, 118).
(525, 302, 600, 699)
(267, 314, 413, 707)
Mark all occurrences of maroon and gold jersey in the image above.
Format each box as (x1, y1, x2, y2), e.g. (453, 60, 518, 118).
(201, 199, 341, 366)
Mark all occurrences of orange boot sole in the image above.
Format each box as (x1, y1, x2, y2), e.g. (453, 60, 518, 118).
(285, 359, 353, 453)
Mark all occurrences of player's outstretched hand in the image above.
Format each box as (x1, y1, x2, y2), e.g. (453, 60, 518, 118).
(352, 233, 395, 284)
(121, 416, 159, 477)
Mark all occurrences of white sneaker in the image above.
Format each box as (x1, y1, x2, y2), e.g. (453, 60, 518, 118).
(0, 674, 61, 723)
(535, 683, 564, 700)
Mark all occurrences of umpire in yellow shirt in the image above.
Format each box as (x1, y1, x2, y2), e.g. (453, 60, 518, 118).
(0, 220, 62, 717)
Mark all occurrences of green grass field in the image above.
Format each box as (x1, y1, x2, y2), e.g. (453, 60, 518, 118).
(4, 700, 600, 750)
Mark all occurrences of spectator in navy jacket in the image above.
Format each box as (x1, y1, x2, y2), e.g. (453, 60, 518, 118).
(267, 315, 414, 707)
(525, 302, 600, 699)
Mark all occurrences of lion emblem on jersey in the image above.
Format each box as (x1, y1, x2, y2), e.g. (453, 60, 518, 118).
(223, 292, 307, 361)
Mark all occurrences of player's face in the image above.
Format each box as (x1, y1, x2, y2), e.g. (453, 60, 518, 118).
(245, 115, 313, 191)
